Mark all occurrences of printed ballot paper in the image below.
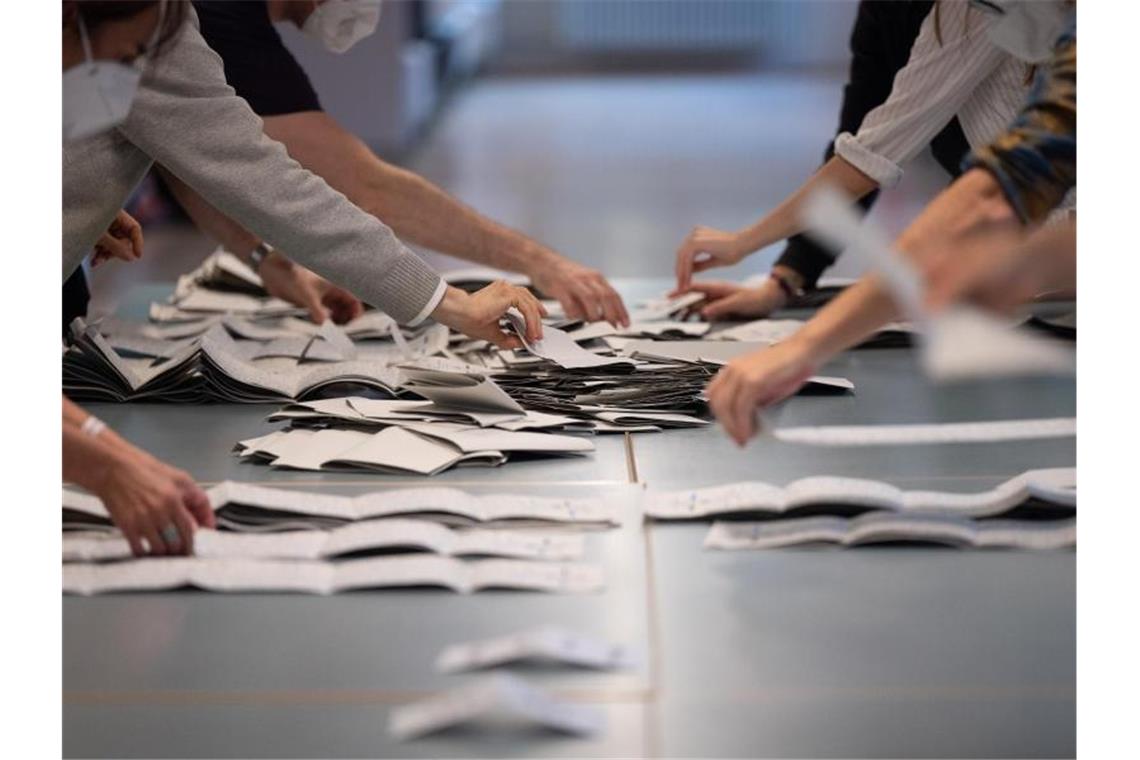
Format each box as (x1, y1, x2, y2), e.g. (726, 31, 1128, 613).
(63, 521, 586, 563)
(388, 674, 604, 740)
(771, 417, 1076, 447)
(435, 626, 637, 673)
(63, 556, 606, 596)
(704, 514, 1076, 551)
(64, 481, 623, 532)
(505, 312, 634, 370)
(643, 467, 1076, 520)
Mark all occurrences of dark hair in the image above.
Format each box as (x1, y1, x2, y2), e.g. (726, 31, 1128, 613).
(65, 1, 188, 58)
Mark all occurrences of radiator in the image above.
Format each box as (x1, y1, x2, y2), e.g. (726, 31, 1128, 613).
(556, 0, 811, 52)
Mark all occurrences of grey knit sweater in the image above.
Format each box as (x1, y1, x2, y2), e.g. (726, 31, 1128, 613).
(62, 9, 442, 324)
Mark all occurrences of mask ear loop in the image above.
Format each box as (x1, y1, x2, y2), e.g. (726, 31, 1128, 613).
(76, 10, 96, 69)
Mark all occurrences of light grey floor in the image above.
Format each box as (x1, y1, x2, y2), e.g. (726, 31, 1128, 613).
(70, 73, 1073, 758)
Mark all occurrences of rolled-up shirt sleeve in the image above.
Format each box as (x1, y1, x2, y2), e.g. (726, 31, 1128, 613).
(964, 27, 1076, 224)
(834, 2, 1005, 188)
(119, 11, 442, 324)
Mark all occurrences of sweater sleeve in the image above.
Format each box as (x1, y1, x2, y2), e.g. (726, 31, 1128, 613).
(833, 2, 1006, 188)
(963, 26, 1076, 224)
(117, 11, 442, 324)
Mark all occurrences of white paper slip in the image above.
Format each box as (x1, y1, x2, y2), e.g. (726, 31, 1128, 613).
(63, 556, 605, 596)
(62, 522, 585, 563)
(772, 417, 1076, 446)
(388, 674, 604, 741)
(399, 367, 524, 414)
(643, 468, 1076, 520)
(710, 319, 806, 344)
(435, 625, 637, 673)
(504, 313, 634, 370)
(704, 514, 1076, 551)
(627, 292, 705, 323)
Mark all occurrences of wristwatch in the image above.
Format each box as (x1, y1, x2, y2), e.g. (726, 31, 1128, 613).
(249, 242, 273, 271)
(769, 269, 806, 301)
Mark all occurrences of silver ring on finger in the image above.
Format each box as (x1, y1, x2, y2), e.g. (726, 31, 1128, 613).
(161, 524, 180, 546)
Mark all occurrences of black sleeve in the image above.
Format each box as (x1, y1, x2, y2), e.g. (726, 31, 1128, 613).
(775, 1, 940, 289)
(193, 1, 322, 117)
(62, 268, 90, 339)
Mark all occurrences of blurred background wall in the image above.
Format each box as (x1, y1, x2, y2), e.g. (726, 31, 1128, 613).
(91, 0, 947, 315)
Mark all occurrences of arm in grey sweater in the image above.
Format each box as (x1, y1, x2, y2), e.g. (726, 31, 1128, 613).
(118, 13, 442, 324)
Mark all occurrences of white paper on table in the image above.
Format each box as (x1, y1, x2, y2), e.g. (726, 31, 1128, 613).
(399, 367, 524, 414)
(63, 556, 604, 596)
(388, 674, 605, 740)
(63, 521, 585, 563)
(504, 313, 634, 370)
(400, 421, 595, 454)
(627, 292, 705, 323)
(435, 625, 637, 673)
(772, 417, 1076, 447)
(643, 468, 1076, 520)
(704, 514, 1076, 551)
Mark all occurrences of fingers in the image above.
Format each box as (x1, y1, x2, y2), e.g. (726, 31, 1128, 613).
(511, 287, 545, 343)
(94, 235, 138, 263)
(169, 504, 197, 556)
(730, 376, 760, 446)
(701, 291, 748, 321)
(675, 240, 698, 293)
(179, 481, 215, 529)
(126, 217, 144, 258)
(121, 518, 145, 558)
(298, 286, 329, 324)
(139, 518, 167, 557)
(324, 289, 364, 325)
(599, 283, 629, 327)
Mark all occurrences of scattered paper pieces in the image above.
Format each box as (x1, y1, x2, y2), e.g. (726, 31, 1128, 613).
(388, 674, 604, 741)
(505, 313, 634, 370)
(435, 625, 637, 673)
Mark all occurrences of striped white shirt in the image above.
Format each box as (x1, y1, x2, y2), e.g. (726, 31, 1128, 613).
(834, 1, 1031, 189)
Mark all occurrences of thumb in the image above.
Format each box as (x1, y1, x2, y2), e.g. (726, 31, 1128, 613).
(300, 288, 329, 324)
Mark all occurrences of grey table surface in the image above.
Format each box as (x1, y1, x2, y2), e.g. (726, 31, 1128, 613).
(65, 281, 1076, 758)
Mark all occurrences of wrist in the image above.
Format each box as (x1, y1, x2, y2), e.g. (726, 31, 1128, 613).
(249, 243, 277, 274)
(429, 286, 469, 326)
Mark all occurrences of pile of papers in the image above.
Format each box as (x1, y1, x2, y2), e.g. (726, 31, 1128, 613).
(62, 481, 615, 595)
(643, 468, 1076, 551)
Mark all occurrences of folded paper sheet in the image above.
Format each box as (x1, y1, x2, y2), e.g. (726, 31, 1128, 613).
(771, 417, 1076, 446)
(63, 556, 605, 596)
(63, 521, 586, 563)
(704, 514, 1076, 550)
(642, 468, 1076, 520)
(64, 481, 623, 530)
(388, 674, 605, 740)
(435, 625, 637, 673)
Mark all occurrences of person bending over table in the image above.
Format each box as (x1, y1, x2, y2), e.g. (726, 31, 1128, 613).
(61, 0, 545, 555)
(672, 1, 1073, 319)
(63, 0, 213, 556)
(705, 4, 1076, 446)
(75, 0, 629, 328)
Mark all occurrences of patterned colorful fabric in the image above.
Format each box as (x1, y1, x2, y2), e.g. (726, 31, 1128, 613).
(965, 21, 1076, 223)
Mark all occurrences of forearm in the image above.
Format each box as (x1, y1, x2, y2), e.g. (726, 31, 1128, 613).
(262, 111, 562, 277)
(791, 169, 1019, 362)
(157, 166, 261, 259)
(738, 156, 879, 256)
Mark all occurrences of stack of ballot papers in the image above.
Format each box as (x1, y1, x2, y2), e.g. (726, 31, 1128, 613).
(62, 482, 615, 595)
(64, 481, 622, 532)
(643, 468, 1076, 551)
(63, 319, 416, 403)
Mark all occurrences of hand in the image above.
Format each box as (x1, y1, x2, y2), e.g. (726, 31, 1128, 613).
(91, 210, 144, 267)
(706, 339, 819, 447)
(674, 225, 747, 292)
(92, 448, 215, 557)
(529, 258, 630, 327)
(257, 250, 365, 324)
(431, 282, 548, 349)
(677, 278, 788, 321)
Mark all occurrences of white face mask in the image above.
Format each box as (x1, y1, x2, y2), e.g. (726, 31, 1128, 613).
(302, 1, 383, 54)
(975, 0, 1071, 63)
(62, 12, 143, 142)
